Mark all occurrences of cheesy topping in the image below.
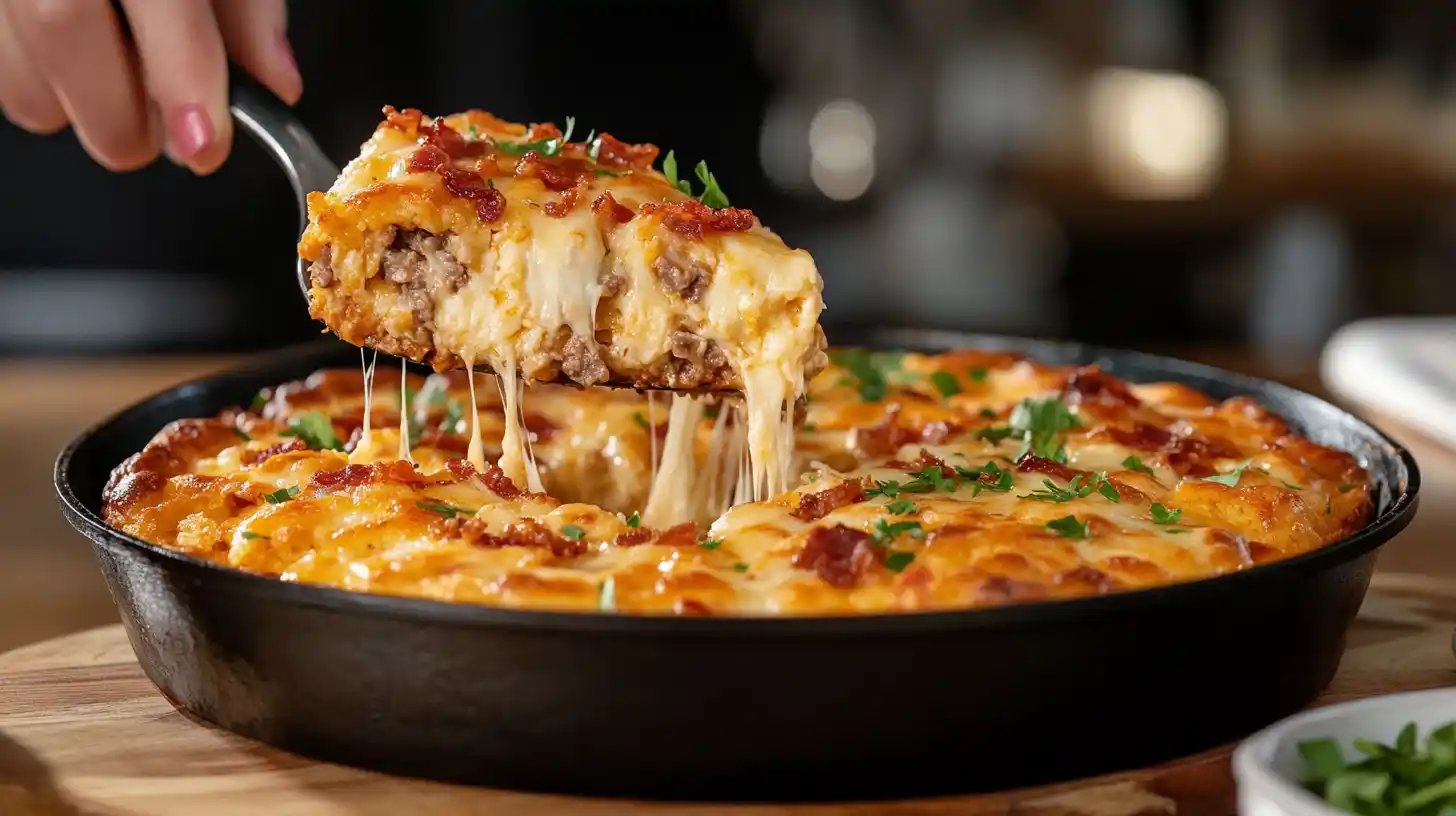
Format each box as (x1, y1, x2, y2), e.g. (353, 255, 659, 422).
(102, 350, 1374, 616)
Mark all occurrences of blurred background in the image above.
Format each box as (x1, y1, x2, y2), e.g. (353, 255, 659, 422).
(4, 0, 1456, 650)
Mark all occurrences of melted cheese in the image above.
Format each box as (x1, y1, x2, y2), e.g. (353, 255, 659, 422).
(349, 349, 382, 464)
(398, 358, 412, 463)
(464, 360, 487, 473)
(642, 394, 705, 528)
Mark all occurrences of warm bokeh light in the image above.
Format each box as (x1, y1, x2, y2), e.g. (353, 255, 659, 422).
(1087, 68, 1227, 199)
(808, 98, 877, 201)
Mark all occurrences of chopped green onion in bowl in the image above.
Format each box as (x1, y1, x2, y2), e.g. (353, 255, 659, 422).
(1298, 721, 1456, 816)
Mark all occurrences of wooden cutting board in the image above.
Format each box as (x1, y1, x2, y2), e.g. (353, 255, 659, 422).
(0, 573, 1453, 816)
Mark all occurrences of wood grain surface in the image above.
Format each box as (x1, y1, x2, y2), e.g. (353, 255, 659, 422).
(0, 571, 1452, 816)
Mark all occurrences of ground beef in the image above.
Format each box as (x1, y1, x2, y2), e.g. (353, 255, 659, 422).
(309, 246, 334, 288)
(376, 229, 469, 344)
(666, 331, 733, 388)
(653, 255, 710, 300)
(560, 332, 609, 386)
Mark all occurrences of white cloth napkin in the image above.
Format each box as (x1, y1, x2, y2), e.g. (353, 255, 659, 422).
(1321, 317, 1456, 451)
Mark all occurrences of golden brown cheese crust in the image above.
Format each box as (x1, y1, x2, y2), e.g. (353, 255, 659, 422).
(298, 107, 827, 394)
(102, 350, 1373, 616)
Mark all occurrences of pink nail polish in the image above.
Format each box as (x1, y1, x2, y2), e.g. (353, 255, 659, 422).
(168, 104, 213, 160)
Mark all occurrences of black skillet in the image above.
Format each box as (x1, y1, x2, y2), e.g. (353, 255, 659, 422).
(54, 327, 1419, 802)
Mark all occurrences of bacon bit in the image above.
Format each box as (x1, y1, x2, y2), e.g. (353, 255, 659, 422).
(1016, 455, 1083, 483)
(242, 438, 306, 465)
(792, 479, 867, 521)
(543, 185, 583, 218)
(381, 106, 423, 132)
(616, 527, 655, 547)
(308, 461, 422, 491)
(525, 121, 562, 141)
(419, 118, 487, 160)
(593, 133, 659, 168)
(654, 523, 699, 548)
(886, 449, 956, 477)
(1108, 422, 1175, 451)
(515, 152, 590, 192)
(440, 165, 506, 223)
(406, 144, 448, 174)
(1063, 366, 1141, 408)
(447, 518, 586, 558)
(591, 192, 635, 223)
(445, 458, 477, 482)
(479, 461, 524, 499)
(854, 411, 963, 460)
(1107, 423, 1241, 478)
(793, 525, 878, 589)
(973, 575, 1049, 604)
(1055, 566, 1118, 593)
(639, 199, 757, 239)
(673, 598, 713, 616)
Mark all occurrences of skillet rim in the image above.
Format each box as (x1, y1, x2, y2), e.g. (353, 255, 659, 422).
(53, 333, 1421, 635)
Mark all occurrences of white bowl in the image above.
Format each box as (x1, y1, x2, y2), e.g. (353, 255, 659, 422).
(1233, 688, 1456, 816)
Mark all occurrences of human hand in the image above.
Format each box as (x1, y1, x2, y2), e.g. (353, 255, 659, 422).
(0, 0, 303, 174)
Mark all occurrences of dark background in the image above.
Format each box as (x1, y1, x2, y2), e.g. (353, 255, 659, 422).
(2, 0, 1455, 363)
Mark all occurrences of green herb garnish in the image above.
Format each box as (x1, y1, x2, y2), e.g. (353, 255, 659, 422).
(493, 116, 575, 158)
(979, 407, 998, 419)
(1340, 483, 1360, 494)
(662, 150, 692, 196)
(560, 524, 586, 541)
(732, 562, 750, 573)
(1010, 398, 1081, 462)
(883, 552, 916, 573)
(969, 366, 988, 383)
(902, 465, 957, 494)
(1202, 460, 1252, 487)
(1045, 515, 1090, 539)
(1280, 479, 1304, 491)
(885, 499, 917, 515)
(1298, 721, 1456, 815)
(829, 350, 889, 402)
(700, 538, 723, 551)
(1122, 455, 1156, 477)
(240, 531, 268, 541)
(233, 427, 252, 442)
(930, 371, 961, 398)
(263, 486, 300, 504)
(417, 501, 475, 519)
(249, 390, 270, 413)
(280, 411, 345, 451)
(632, 412, 651, 430)
(1149, 503, 1182, 525)
(976, 426, 1017, 444)
(694, 160, 731, 209)
(871, 519, 925, 546)
(1021, 473, 1119, 504)
(865, 480, 901, 500)
(626, 511, 641, 528)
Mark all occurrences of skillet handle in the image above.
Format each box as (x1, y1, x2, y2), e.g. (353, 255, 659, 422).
(227, 67, 339, 225)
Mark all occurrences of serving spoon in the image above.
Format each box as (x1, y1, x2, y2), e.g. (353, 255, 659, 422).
(226, 71, 727, 394)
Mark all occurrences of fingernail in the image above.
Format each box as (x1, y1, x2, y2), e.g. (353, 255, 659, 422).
(277, 33, 303, 101)
(167, 103, 213, 161)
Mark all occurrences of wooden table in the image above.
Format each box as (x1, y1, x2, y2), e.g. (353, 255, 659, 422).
(0, 350, 1452, 813)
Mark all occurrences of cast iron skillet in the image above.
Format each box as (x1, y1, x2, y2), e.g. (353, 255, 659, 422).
(54, 330, 1419, 802)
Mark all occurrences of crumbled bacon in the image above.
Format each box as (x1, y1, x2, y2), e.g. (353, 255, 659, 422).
(479, 461, 524, 499)
(309, 461, 421, 491)
(639, 199, 757, 239)
(616, 527, 654, 547)
(1063, 366, 1141, 409)
(441, 517, 586, 558)
(654, 523, 699, 548)
(592, 132, 659, 168)
(793, 525, 877, 589)
(591, 192, 635, 224)
(852, 410, 962, 459)
(419, 118, 487, 160)
(515, 152, 590, 192)
(242, 438, 306, 465)
(1016, 455, 1083, 483)
(406, 144, 448, 174)
(543, 185, 583, 218)
(792, 479, 866, 521)
(440, 165, 506, 223)
(404, 133, 504, 224)
(445, 458, 478, 482)
(885, 449, 956, 477)
(1108, 424, 1241, 478)
(381, 106, 423, 132)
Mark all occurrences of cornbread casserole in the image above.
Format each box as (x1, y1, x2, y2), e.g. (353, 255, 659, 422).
(298, 107, 826, 500)
(102, 350, 1373, 615)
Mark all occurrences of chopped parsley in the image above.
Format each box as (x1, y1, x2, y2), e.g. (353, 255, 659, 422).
(662, 150, 692, 196)
(598, 577, 616, 611)
(1280, 479, 1304, 491)
(248, 389, 270, 413)
(700, 538, 723, 551)
(1045, 515, 1090, 539)
(828, 349, 889, 402)
(976, 426, 1018, 444)
(233, 427, 252, 442)
(979, 407, 998, 419)
(660, 150, 732, 209)
(930, 371, 961, 398)
(632, 412, 651, 430)
(417, 501, 475, 519)
(732, 562, 750, 573)
(240, 531, 268, 541)
(1149, 502, 1182, 525)
(1122, 455, 1156, 477)
(865, 479, 901, 500)
(263, 486, 300, 504)
(494, 116, 575, 157)
(871, 519, 925, 546)
(1020, 473, 1119, 504)
(560, 524, 586, 541)
(1010, 398, 1081, 463)
(1202, 460, 1252, 487)
(954, 461, 1014, 493)
(1339, 483, 1360, 493)
(969, 366, 988, 383)
(280, 411, 345, 451)
(625, 511, 641, 528)
(902, 465, 957, 494)
(800, 422, 818, 432)
(883, 552, 916, 573)
(885, 499, 918, 515)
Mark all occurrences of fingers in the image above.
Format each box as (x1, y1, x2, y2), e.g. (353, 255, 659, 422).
(0, 1, 65, 133)
(212, 0, 301, 104)
(119, 0, 230, 174)
(4, 0, 156, 170)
